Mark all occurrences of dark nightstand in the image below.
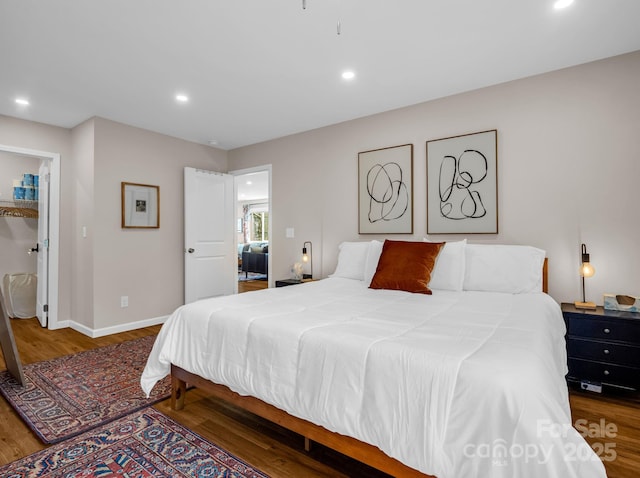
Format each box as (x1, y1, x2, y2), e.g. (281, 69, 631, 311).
(562, 302, 640, 393)
(275, 279, 303, 287)
(275, 278, 315, 288)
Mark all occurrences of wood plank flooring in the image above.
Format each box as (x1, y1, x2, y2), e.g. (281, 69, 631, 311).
(569, 390, 640, 478)
(1, 317, 639, 477)
(238, 278, 269, 293)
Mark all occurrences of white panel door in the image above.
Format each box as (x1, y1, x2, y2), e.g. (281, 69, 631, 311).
(36, 160, 50, 327)
(184, 167, 235, 304)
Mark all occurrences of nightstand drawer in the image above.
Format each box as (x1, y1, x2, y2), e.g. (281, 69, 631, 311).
(568, 358, 640, 389)
(567, 338, 640, 367)
(567, 317, 640, 343)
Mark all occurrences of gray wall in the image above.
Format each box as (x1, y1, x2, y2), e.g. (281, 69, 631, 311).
(1, 114, 228, 335)
(228, 50, 640, 305)
(2, 50, 638, 334)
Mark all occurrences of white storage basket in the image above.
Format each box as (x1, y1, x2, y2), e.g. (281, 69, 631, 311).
(2, 273, 37, 319)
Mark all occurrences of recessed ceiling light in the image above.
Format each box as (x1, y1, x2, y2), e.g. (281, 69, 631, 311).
(15, 98, 30, 105)
(554, 0, 574, 9)
(246, 181, 253, 185)
(176, 94, 189, 102)
(341, 70, 356, 80)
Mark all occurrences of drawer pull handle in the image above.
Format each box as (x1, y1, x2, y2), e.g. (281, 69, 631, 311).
(603, 328, 611, 334)
(603, 349, 610, 354)
(603, 370, 610, 376)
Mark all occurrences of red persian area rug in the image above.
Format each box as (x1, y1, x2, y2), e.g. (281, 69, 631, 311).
(0, 335, 171, 444)
(0, 407, 270, 478)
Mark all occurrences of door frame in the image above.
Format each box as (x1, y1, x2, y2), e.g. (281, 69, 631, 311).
(230, 165, 272, 289)
(0, 144, 60, 329)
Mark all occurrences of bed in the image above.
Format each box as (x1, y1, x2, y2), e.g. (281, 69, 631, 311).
(141, 240, 607, 478)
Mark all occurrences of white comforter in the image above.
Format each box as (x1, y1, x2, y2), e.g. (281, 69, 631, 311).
(141, 278, 606, 478)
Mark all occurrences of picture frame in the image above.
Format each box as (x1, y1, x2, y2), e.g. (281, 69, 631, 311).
(358, 143, 413, 234)
(121, 182, 160, 228)
(426, 130, 498, 234)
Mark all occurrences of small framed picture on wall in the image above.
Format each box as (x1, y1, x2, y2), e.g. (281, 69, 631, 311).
(121, 182, 160, 228)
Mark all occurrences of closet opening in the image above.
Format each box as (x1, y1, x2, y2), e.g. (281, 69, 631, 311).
(0, 144, 60, 329)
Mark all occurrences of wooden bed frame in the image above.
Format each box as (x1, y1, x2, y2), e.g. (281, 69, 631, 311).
(170, 259, 549, 477)
(171, 364, 432, 477)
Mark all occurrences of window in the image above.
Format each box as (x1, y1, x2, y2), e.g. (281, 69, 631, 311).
(248, 204, 268, 242)
(250, 211, 268, 241)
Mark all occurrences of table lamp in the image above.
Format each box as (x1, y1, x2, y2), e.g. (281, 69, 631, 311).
(574, 243, 596, 309)
(302, 241, 313, 280)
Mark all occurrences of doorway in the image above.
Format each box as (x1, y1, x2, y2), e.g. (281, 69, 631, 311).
(0, 144, 60, 329)
(232, 166, 271, 293)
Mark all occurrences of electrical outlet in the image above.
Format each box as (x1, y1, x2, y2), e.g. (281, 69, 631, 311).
(120, 296, 128, 308)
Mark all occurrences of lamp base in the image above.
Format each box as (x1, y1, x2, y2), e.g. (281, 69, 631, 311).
(574, 300, 597, 310)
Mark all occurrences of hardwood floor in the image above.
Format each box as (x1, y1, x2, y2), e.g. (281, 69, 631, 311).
(238, 278, 269, 293)
(1, 317, 639, 477)
(569, 389, 640, 478)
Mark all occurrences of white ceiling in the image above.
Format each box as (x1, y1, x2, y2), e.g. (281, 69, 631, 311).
(2, 1, 640, 150)
(236, 170, 269, 202)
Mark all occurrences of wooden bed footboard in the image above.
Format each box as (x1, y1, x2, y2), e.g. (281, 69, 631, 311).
(170, 364, 434, 478)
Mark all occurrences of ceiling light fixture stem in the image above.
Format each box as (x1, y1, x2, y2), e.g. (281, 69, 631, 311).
(302, 0, 306, 10)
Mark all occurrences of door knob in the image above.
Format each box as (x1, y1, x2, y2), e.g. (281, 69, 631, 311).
(28, 244, 39, 255)
(187, 248, 195, 253)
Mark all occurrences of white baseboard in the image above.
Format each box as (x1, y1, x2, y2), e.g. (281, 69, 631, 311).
(50, 320, 70, 330)
(67, 315, 169, 338)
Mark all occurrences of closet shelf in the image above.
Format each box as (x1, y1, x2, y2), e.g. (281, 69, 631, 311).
(0, 200, 38, 218)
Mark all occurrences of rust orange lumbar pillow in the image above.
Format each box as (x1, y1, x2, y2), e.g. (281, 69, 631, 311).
(369, 240, 445, 294)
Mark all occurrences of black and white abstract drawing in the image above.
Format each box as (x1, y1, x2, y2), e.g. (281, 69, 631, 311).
(426, 130, 497, 234)
(358, 144, 413, 234)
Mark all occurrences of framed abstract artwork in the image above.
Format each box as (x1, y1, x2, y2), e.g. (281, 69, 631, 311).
(121, 182, 160, 228)
(426, 130, 498, 234)
(358, 143, 413, 234)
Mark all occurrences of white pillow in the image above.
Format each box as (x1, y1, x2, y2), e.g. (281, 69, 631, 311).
(424, 239, 467, 291)
(364, 240, 384, 286)
(463, 244, 546, 293)
(329, 241, 371, 280)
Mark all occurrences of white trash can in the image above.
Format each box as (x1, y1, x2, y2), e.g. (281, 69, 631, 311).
(2, 273, 37, 319)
